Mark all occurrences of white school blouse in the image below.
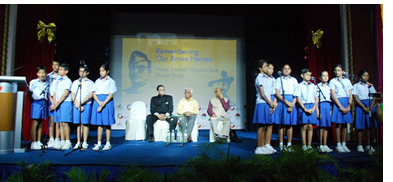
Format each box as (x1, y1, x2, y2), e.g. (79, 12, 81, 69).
(92, 76, 117, 94)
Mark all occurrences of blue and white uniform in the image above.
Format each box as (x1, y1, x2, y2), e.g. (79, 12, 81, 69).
(274, 76, 298, 125)
(294, 81, 318, 124)
(316, 82, 332, 127)
(47, 71, 60, 117)
(353, 82, 378, 129)
(29, 78, 49, 119)
(329, 77, 353, 124)
(253, 73, 274, 125)
(54, 76, 73, 123)
(71, 78, 94, 125)
(91, 76, 117, 126)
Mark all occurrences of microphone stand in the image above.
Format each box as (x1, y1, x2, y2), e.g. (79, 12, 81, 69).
(278, 73, 286, 146)
(314, 79, 326, 149)
(367, 83, 374, 155)
(39, 77, 59, 156)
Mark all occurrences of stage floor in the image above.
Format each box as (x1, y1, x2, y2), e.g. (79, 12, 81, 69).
(0, 130, 379, 180)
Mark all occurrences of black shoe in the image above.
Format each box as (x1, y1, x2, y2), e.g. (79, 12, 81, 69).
(230, 130, 242, 143)
(148, 136, 155, 143)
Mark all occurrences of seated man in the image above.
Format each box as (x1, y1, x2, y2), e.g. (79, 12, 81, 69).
(146, 85, 177, 142)
(177, 88, 199, 142)
(207, 87, 231, 139)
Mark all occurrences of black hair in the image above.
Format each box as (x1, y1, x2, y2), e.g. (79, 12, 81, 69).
(36, 66, 47, 73)
(257, 59, 268, 68)
(60, 63, 70, 71)
(334, 64, 344, 71)
(79, 66, 90, 73)
(267, 63, 274, 67)
(301, 68, 312, 74)
(52, 60, 60, 64)
(357, 69, 369, 79)
(318, 70, 328, 78)
(156, 85, 165, 91)
(100, 63, 109, 71)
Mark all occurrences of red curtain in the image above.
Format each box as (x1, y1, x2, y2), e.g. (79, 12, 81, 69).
(13, 5, 58, 140)
(375, 4, 383, 143)
(305, 5, 342, 141)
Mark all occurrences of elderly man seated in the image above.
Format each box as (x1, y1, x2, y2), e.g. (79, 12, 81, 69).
(207, 87, 231, 140)
(177, 88, 199, 142)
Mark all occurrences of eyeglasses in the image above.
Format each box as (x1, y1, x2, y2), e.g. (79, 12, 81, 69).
(215, 90, 222, 92)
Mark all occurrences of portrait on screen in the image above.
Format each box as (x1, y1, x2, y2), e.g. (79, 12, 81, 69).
(124, 50, 152, 94)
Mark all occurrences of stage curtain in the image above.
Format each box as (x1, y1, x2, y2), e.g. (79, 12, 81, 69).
(375, 4, 383, 143)
(305, 5, 342, 141)
(13, 5, 58, 141)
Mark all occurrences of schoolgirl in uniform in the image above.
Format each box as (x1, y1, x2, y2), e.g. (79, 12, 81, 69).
(316, 71, 333, 153)
(274, 64, 298, 151)
(253, 60, 276, 155)
(329, 64, 353, 153)
(353, 69, 377, 154)
(91, 64, 117, 151)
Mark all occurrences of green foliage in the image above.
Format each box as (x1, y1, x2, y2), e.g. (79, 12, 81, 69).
(117, 165, 161, 182)
(6, 161, 54, 182)
(64, 167, 110, 182)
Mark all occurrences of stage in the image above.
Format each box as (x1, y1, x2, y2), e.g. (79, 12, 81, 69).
(0, 130, 380, 181)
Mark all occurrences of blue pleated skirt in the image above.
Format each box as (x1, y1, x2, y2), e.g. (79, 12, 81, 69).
(317, 102, 331, 127)
(91, 94, 115, 126)
(331, 97, 352, 124)
(253, 103, 272, 124)
(355, 100, 377, 129)
(274, 95, 297, 125)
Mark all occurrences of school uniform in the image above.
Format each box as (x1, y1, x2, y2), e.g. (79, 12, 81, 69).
(47, 71, 60, 117)
(29, 78, 49, 120)
(294, 81, 318, 124)
(316, 83, 332, 127)
(91, 76, 117, 126)
(54, 76, 73, 123)
(274, 76, 298, 125)
(71, 78, 94, 125)
(253, 73, 274, 125)
(329, 77, 353, 124)
(353, 82, 378, 129)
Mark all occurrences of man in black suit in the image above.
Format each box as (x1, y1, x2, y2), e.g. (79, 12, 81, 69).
(146, 85, 178, 142)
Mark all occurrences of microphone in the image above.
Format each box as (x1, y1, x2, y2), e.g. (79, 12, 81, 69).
(277, 71, 282, 76)
(45, 75, 54, 83)
(311, 76, 316, 82)
(343, 72, 354, 77)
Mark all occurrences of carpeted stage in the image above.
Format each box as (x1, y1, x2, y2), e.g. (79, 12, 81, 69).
(0, 130, 378, 181)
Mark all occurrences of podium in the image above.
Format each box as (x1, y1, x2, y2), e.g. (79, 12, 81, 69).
(0, 76, 26, 154)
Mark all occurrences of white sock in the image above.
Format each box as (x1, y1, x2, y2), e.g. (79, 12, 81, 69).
(55, 138, 60, 141)
(97, 141, 102, 146)
(106, 142, 111, 145)
(66, 140, 70, 143)
(32, 141, 37, 145)
(337, 143, 341, 146)
(287, 142, 292, 146)
(83, 142, 87, 145)
(342, 142, 346, 146)
(279, 142, 284, 146)
(49, 138, 54, 141)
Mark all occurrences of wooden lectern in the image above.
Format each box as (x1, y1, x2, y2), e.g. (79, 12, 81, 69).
(0, 76, 26, 154)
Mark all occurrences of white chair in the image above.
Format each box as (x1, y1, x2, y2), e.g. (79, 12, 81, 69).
(125, 101, 146, 141)
(153, 120, 170, 142)
(209, 118, 230, 143)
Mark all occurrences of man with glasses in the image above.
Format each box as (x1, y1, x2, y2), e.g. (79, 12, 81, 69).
(125, 51, 152, 94)
(177, 88, 199, 142)
(146, 85, 178, 142)
(207, 87, 231, 140)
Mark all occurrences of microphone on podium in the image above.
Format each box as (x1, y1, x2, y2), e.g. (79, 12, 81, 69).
(277, 71, 283, 76)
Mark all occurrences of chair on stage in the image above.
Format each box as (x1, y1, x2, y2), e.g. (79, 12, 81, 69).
(209, 118, 230, 143)
(125, 101, 146, 141)
(153, 120, 170, 142)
